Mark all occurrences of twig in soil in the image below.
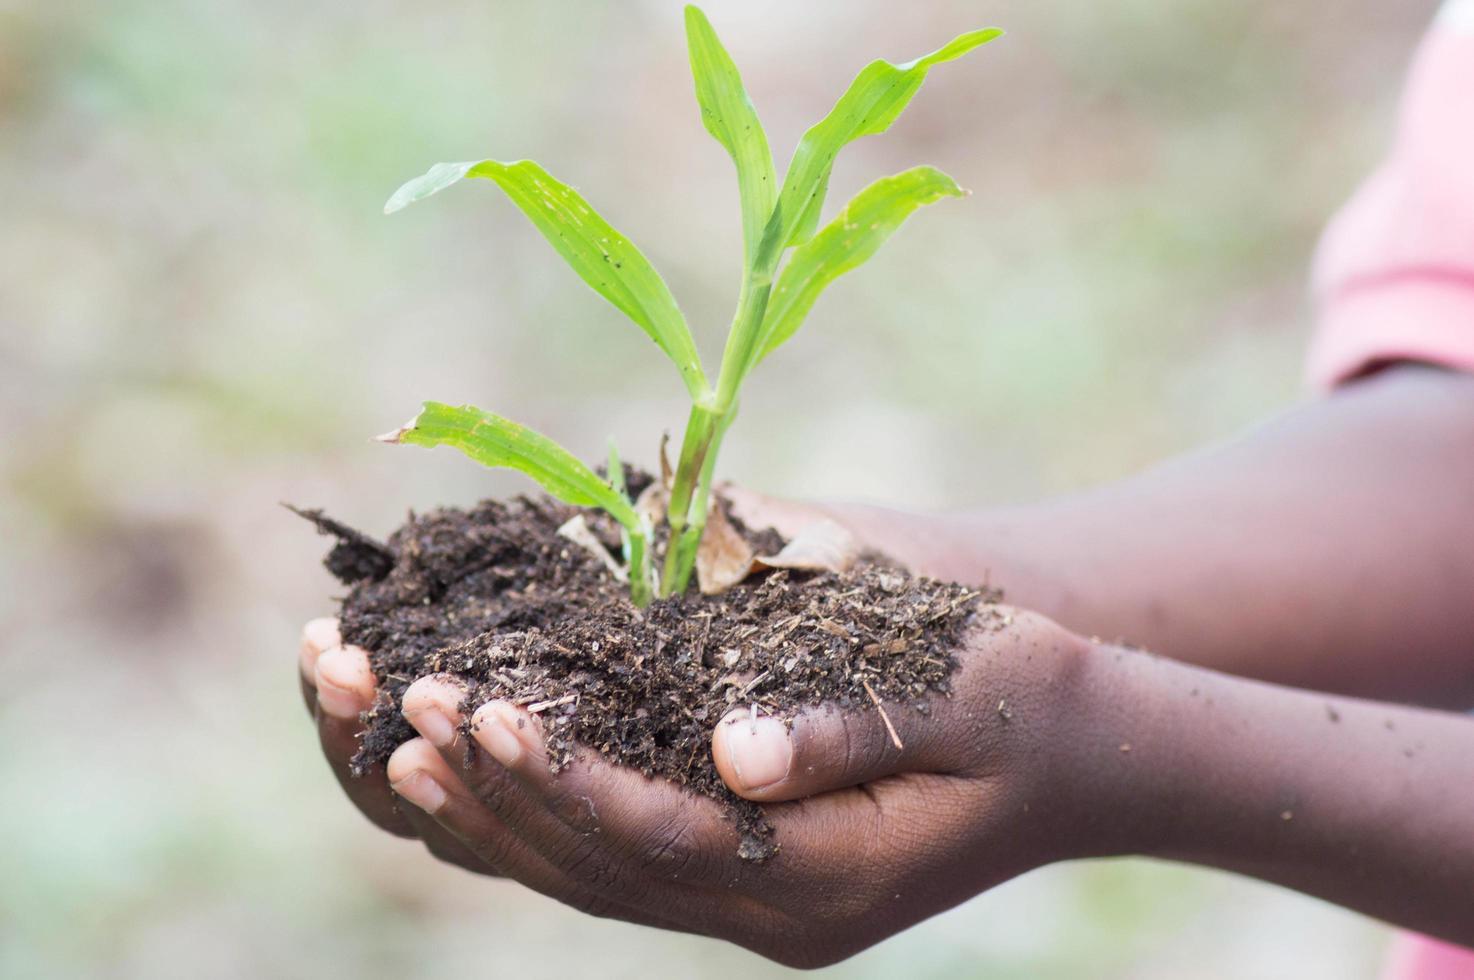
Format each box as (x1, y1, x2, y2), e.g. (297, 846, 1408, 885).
(739, 670, 772, 698)
(862, 679, 904, 751)
(525, 693, 579, 714)
(284, 504, 394, 582)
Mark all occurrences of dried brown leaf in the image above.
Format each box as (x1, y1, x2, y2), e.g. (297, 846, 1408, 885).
(754, 518, 860, 574)
(658, 432, 673, 490)
(634, 480, 668, 528)
(696, 501, 756, 594)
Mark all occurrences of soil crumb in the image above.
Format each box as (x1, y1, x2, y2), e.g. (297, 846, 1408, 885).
(307, 489, 1000, 859)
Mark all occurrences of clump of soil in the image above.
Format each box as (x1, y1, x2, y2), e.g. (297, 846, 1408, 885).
(299, 483, 999, 859)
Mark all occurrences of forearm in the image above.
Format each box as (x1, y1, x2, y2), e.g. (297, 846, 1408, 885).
(1063, 642, 1474, 944)
(833, 366, 1474, 705)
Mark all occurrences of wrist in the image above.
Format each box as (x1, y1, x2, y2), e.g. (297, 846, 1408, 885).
(962, 613, 1113, 868)
(1031, 634, 1181, 863)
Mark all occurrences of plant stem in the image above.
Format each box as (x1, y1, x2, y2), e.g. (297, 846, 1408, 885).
(661, 253, 776, 597)
(627, 529, 653, 607)
(713, 273, 773, 413)
(661, 404, 719, 595)
(668, 405, 734, 594)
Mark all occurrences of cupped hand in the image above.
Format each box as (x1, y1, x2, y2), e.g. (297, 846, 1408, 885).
(301, 616, 762, 934)
(381, 610, 1094, 967)
(299, 489, 1094, 966)
(295, 487, 846, 883)
(299, 618, 499, 875)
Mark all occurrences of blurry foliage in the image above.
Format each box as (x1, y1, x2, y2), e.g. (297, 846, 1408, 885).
(0, 0, 1427, 976)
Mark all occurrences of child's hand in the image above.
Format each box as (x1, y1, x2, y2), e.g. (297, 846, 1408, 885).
(373, 611, 1093, 968)
(298, 618, 506, 877)
(302, 589, 1474, 959)
(294, 485, 877, 889)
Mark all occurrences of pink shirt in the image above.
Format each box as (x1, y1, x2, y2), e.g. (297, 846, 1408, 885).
(1310, 0, 1474, 387)
(1310, 2, 1474, 977)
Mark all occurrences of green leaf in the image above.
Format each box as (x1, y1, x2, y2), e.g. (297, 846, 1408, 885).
(684, 5, 777, 270)
(381, 401, 639, 529)
(761, 27, 999, 255)
(754, 166, 964, 366)
(386, 160, 709, 400)
(606, 436, 627, 499)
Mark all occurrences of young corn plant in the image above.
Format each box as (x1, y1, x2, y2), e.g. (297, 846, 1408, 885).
(380, 7, 1000, 607)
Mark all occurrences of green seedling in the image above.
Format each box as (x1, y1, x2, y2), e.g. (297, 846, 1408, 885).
(380, 6, 1000, 606)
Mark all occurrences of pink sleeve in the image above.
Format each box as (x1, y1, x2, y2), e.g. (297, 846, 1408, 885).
(1321, 6, 1474, 977)
(1307, 3, 1474, 389)
(1383, 934, 1474, 980)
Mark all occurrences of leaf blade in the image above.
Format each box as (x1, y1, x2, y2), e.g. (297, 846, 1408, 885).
(382, 402, 639, 529)
(386, 160, 709, 399)
(606, 436, 627, 500)
(754, 165, 964, 365)
(763, 27, 999, 253)
(684, 5, 777, 270)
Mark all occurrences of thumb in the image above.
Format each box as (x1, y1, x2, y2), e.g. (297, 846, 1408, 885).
(711, 697, 970, 802)
(717, 483, 832, 540)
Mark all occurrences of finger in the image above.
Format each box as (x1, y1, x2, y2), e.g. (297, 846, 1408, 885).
(315, 644, 416, 838)
(385, 738, 504, 877)
(314, 642, 371, 720)
(712, 613, 1057, 802)
(300, 617, 341, 681)
(399, 683, 721, 928)
(298, 617, 340, 712)
(388, 735, 701, 932)
(712, 697, 972, 803)
(466, 700, 751, 895)
(719, 484, 830, 539)
(406, 681, 738, 898)
(386, 748, 704, 934)
(401, 680, 600, 871)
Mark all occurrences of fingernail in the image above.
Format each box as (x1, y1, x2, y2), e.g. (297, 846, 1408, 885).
(725, 715, 793, 791)
(315, 680, 361, 720)
(391, 771, 447, 814)
(404, 704, 455, 748)
(473, 705, 523, 767)
(300, 618, 341, 680)
(316, 649, 367, 720)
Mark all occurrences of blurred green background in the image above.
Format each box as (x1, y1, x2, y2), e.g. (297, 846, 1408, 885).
(0, 0, 1436, 976)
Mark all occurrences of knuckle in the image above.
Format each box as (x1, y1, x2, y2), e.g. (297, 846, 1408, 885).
(835, 709, 889, 777)
(535, 759, 603, 834)
(547, 787, 602, 835)
(462, 761, 515, 809)
(466, 829, 515, 871)
(633, 817, 696, 877)
(548, 836, 625, 893)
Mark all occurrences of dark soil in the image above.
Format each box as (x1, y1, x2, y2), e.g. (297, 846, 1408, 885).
(299, 484, 999, 859)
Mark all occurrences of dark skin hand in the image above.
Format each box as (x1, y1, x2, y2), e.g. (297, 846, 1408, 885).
(300, 365, 1474, 966)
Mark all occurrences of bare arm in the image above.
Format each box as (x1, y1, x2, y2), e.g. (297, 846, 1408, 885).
(300, 366, 1474, 964)
(823, 365, 1474, 706)
(1071, 641, 1474, 944)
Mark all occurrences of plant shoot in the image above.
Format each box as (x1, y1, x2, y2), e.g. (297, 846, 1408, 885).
(380, 6, 1000, 605)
